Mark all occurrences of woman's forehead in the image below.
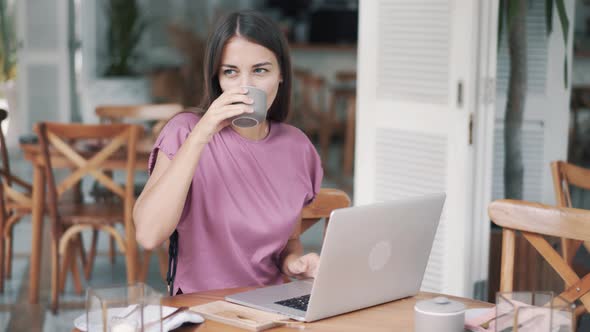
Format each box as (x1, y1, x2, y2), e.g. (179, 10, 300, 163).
(221, 36, 278, 65)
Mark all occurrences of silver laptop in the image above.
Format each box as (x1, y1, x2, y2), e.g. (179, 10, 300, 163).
(225, 193, 446, 322)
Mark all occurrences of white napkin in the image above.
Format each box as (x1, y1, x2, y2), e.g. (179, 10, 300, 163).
(74, 305, 204, 332)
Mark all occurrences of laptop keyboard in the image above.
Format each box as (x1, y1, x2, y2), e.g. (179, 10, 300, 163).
(274, 294, 310, 312)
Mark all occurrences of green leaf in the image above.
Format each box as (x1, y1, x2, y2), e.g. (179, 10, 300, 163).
(555, 0, 569, 46)
(545, 0, 553, 36)
(498, 0, 505, 51)
(563, 54, 568, 89)
(507, 0, 520, 33)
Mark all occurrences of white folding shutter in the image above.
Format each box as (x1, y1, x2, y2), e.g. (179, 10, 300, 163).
(493, 0, 574, 204)
(355, 0, 481, 296)
(16, 0, 71, 134)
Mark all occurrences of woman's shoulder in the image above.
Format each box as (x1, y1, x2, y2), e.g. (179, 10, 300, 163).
(275, 122, 311, 144)
(161, 109, 203, 133)
(273, 122, 317, 154)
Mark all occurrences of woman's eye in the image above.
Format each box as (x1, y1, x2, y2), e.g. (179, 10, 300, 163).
(223, 69, 237, 76)
(254, 68, 268, 74)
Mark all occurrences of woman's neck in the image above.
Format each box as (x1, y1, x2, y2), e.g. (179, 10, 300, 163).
(231, 120, 270, 141)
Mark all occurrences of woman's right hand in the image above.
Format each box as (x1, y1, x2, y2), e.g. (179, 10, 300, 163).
(191, 87, 254, 144)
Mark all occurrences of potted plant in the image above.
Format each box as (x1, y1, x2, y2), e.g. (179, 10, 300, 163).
(0, 0, 18, 147)
(81, 0, 150, 123)
(103, 0, 145, 76)
(499, 0, 569, 200)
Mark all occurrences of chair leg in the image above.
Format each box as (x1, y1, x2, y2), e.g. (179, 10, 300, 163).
(51, 239, 59, 314)
(0, 218, 4, 294)
(59, 243, 71, 294)
(4, 230, 11, 279)
(70, 252, 83, 295)
(4, 213, 22, 280)
(140, 250, 151, 282)
(84, 230, 99, 280)
(109, 235, 116, 264)
(156, 247, 168, 282)
(77, 233, 87, 269)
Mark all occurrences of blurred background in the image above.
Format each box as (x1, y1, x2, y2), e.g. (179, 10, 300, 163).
(2, 0, 590, 331)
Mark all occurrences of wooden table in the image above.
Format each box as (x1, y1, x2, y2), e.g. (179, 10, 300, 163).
(152, 288, 492, 331)
(20, 142, 151, 304)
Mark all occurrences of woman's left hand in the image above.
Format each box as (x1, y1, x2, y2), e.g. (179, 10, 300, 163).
(284, 253, 320, 279)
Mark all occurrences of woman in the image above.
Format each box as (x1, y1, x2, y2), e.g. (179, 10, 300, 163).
(133, 10, 323, 295)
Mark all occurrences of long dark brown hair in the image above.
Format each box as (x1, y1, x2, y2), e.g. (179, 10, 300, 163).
(199, 10, 292, 122)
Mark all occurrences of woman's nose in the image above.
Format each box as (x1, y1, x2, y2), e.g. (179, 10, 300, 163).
(240, 74, 254, 87)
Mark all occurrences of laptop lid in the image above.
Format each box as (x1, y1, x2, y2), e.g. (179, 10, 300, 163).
(305, 193, 445, 321)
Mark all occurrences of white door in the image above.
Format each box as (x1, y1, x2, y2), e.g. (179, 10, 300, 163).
(492, 0, 574, 204)
(16, 0, 71, 134)
(355, 0, 497, 297)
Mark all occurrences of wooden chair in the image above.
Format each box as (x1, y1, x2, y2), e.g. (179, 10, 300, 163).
(301, 188, 352, 238)
(290, 69, 330, 164)
(0, 109, 33, 291)
(281, 188, 350, 283)
(96, 104, 182, 282)
(37, 122, 141, 313)
(96, 104, 183, 151)
(489, 199, 590, 323)
(551, 161, 590, 266)
(328, 71, 356, 177)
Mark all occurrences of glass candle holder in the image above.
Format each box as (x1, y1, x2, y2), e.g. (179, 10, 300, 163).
(86, 282, 163, 332)
(494, 291, 574, 332)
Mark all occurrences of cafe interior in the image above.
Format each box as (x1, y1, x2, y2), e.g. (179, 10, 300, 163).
(0, 0, 590, 331)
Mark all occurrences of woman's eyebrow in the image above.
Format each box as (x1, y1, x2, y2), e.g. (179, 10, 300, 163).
(253, 62, 272, 67)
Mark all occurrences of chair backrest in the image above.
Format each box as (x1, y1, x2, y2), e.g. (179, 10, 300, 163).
(489, 199, 590, 311)
(290, 69, 327, 132)
(550, 160, 590, 265)
(37, 122, 141, 233)
(96, 104, 183, 153)
(0, 109, 11, 184)
(0, 109, 32, 209)
(96, 104, 183, 122)
(301, 188, 351, 235)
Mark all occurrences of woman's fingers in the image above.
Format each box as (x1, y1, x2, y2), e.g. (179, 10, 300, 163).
(210, 87, 251, 108)
(212, 105, 253, 121)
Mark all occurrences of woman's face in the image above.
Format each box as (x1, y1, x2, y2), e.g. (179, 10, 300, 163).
(218, 36, 282, 111)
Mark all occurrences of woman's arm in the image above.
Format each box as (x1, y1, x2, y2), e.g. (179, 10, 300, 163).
(280, 216, 320, 278)
(133, 135, 207, 249)
(133, 87, 254, 249)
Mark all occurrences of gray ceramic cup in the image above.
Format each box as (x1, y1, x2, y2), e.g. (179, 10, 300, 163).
(232, 86, 267, 128)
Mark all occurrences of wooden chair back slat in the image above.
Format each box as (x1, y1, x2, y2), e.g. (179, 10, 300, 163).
(96, 104, 183, 154)
(489, 199, 590, 241)
(301, 188, 351, 236)
(47, 131, 128, 198)
(96, 104, 183, 122)
(489, 199, 590, 313)
(551, 161, 590, 265)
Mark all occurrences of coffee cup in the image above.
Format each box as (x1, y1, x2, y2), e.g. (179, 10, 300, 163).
(232, 86, 267, 128)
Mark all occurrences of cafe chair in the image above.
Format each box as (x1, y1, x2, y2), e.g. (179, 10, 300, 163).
(0, 109, 33, 292)
(489, 199, 590, 327)
(37, 122, 142, 313)
(290, 69, 331, 165)
(327, 71, 356, 177)
(301, 188, 351, 239)
(96, 104, 183, 283)
(551, 161, 590, 266)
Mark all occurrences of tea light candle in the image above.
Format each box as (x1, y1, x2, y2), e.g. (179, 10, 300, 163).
(111, 321, 136, 332)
